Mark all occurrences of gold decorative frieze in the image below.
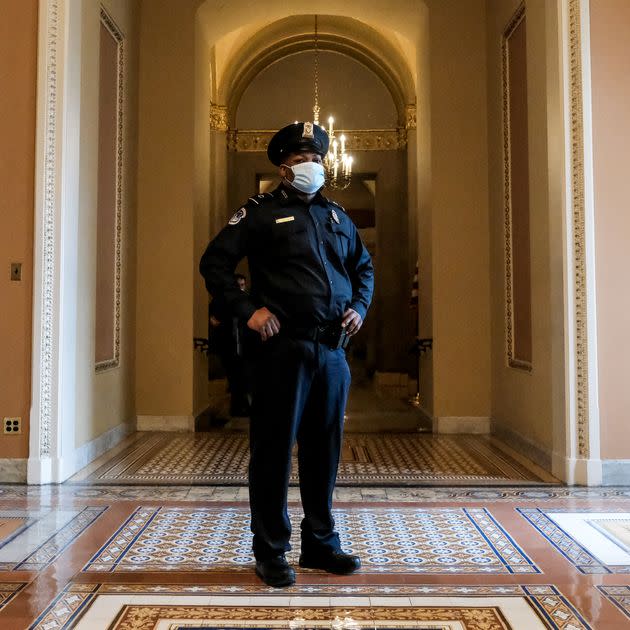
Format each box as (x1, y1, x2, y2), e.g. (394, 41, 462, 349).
(228, 129, 407, 152)
(568, 0, 590, 458)
(209, 103, 228, 132)
(405, 104, 417, 129)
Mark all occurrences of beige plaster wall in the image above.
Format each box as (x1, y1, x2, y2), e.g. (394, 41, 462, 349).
(194, 20, 211, 418)
(137, 1, 197, 419)
(414, 11, 433, 417)
(0, 0, 38, 459)
(589, 0, 630, 461)
(76, 0, 140, 448)
(486, 0, 554, 453)
(427, 0, 491, 420)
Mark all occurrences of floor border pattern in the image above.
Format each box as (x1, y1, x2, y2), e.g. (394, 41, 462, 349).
(597, 586, 630, 620)
(518, 508, 630, 574)
(29, 583, 591, 630)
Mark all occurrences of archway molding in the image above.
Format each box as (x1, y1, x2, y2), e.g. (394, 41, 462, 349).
(215, 15, 416, 128)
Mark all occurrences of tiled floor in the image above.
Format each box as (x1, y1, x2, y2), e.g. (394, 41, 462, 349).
(0, 484, 627, 627)
(69, 431, 558, 486)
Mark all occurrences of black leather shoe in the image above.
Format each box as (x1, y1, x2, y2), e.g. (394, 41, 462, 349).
(255, 555, 296, 587)
(299, 550, 361, 575)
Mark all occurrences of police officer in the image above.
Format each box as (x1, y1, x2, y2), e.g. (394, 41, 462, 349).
(199, 121, 374, 587)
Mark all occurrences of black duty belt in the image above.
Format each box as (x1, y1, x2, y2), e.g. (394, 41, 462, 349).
(283, 322, 350, 349)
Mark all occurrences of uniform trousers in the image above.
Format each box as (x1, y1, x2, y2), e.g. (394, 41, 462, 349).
(248, 334, 351, 560)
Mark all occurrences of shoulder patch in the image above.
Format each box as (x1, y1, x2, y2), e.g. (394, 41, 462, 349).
(228, 207, 247, 225)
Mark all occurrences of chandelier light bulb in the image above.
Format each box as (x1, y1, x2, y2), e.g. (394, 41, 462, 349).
(328, 116, 334, 136)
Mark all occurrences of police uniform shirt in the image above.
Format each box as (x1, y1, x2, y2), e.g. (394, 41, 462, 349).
(199, 185, 374, 328)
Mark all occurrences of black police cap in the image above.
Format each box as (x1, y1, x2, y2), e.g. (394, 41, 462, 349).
(267, 121, 330, 166)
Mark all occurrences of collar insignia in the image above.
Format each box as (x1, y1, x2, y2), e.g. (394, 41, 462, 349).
(331, 209, 340, 224)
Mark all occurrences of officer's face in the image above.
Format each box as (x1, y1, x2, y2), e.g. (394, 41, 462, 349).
(279, 151, 323, 182)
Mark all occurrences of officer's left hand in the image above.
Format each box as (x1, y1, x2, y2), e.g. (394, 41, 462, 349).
(341, 308, 363, 336)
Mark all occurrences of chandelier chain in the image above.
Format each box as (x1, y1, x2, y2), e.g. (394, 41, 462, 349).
(313, 15, 320, 124)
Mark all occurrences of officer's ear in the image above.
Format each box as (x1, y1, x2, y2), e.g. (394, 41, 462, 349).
(279, 164, 294, 182)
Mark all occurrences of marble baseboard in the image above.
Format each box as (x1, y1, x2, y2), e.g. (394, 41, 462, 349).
(0, 459, 27, 483)
(434, 416, 491, 434)
(492, 421, 552, 471)
(602, 460, 630, 486)
(72, 421, 136, 477)
(136, 415, 195, 432)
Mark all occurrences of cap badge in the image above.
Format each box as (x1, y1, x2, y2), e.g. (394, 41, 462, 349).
(331, 209, 340, 224)
(228, 207, 247, 225)
(302, 121, 314, 139)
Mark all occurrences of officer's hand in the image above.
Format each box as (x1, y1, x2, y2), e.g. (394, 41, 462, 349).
(342, 308, 363, 336)
(247, 307, 281, 341)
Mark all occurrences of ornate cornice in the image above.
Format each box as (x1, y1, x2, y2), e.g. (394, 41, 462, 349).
(209, 103, 228, 132)
(227, 128, 407, 152)
(96, 7, 124, 373)
(568, 0, 589, 458)
(501, 4, 531, 373)
(405, 104, 417, 130)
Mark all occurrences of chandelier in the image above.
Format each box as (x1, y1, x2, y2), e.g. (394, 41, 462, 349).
(312, 16, 353, 190)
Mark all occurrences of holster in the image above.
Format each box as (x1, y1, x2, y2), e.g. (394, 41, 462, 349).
(319, 323, 351, 350)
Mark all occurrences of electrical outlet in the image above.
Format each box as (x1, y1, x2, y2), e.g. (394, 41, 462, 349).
(10, 263, 22, 282)
(3, 417, 21, 434)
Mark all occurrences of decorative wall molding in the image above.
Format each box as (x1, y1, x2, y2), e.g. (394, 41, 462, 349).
(227, 128, 407, 152)
(209, 102, 228, 132)
(405, 104, 417, 130)
(96, 7, 124, 373)
(37, 0, 62, 459)
(567, 0, 590, 459)
(501, 4, 532, 373)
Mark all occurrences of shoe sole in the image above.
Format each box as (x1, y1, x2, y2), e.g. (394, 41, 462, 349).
(298, 560, 360, 575)
(255, 567, 295, 587)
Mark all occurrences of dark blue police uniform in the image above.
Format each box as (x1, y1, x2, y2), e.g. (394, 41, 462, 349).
(199, 127, 374, 564)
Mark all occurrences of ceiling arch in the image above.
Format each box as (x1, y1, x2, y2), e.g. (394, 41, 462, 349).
(213, 15, 417, 128)
(195, 0, 426, 46)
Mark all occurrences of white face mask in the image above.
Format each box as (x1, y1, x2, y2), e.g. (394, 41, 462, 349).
(283, 161, 325, 194)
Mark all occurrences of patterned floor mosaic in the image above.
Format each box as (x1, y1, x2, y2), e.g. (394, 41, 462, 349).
(69, 432, 557, 486)
(2, 484, 630, 503)
(30, 584, 591, 629)
(0, 583, 27, 611)
(0, 507, 105, 571)
(83, 506, 538, 574)
(519, 509, 630, 574)
(598, 586, 630, 621)
(0, 451, 627, 627)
